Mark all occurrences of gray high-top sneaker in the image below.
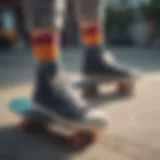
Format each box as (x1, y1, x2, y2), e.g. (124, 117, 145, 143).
(33, 62, 108, 130)
(81, 46, 138, 96)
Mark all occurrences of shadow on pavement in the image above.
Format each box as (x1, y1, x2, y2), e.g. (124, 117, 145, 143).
(0, 125, 77, 160)
(1, 125, 160, 160)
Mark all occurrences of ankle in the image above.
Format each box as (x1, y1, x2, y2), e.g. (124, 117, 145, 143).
(85, 45, 102, 53)
(36, 62, 58, 77)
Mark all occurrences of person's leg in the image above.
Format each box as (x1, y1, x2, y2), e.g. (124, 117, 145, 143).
(22, 0, 64, 62)
(75, 0, 104, 46)
(21, 0, 107, 129)
(74, 0, 137, 95)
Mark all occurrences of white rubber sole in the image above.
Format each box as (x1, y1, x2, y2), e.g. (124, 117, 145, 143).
(33, 103, 107, 136)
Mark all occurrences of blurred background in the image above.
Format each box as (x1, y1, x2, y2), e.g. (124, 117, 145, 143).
(0, 0, 160, 49)
(1, 0, 160, 86)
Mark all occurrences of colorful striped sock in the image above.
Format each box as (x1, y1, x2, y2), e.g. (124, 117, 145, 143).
(80, 24, 103, 46)
(31, 31, 60, 62)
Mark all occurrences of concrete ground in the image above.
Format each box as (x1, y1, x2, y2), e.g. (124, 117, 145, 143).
(0, 47, 160, 160)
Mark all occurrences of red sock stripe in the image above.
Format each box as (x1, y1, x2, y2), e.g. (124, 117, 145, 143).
(31, 33, 60, 45)
(81, 26, 102, 35)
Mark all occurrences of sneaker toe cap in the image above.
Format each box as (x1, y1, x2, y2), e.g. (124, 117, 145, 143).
(85, 109, 108, 128)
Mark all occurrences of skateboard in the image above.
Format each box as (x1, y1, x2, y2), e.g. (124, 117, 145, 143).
(72, 52, 138, 97)
(73, 76, 136, 97)
(9, 98, 100, 149)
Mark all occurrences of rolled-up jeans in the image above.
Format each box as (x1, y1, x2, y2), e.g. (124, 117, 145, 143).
(22, 0, 105, 30)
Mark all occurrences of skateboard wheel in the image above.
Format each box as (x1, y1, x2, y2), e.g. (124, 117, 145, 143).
(68, 130, 98, 149)
(21, 118, 44, 132)
(82, 86, 99, 98)
(118, 79, 134, 94)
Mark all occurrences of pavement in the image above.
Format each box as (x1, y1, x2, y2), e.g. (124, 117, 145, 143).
(1, 47, 160, 160)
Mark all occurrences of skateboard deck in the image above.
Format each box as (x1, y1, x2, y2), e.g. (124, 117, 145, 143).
(9, 98, 50, 122)
(73, 76, 137, 89)
(73, 78, 104, 89)
(9, 98, 76, 135)
(73, 76, 137, 97)
(9, 98, 99, 149)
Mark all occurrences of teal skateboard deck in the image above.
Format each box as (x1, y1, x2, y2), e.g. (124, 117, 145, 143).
(73, 76, 137, 89)
(9, 98, 78, 136)
(73, 78, 101, 89)
(9, 98, 50, 122)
